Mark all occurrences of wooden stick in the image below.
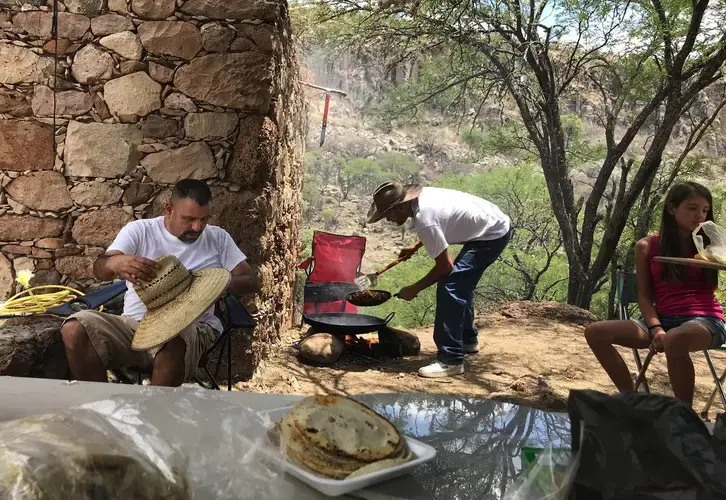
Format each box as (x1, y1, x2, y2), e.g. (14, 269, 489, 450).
(375, 256, 406, 277)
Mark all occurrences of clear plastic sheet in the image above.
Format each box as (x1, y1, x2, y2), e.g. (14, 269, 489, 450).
(693, 221, 726, 264)
(0, 408, 188, 499)
(0, 389, 301, 499)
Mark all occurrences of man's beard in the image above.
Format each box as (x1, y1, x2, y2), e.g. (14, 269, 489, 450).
(177, 231, 201, 243)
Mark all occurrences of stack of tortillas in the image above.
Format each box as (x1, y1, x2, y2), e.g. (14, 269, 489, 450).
(274, 395, 413, 479)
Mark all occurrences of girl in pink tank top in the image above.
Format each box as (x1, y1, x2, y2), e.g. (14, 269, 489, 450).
(585, 182, 725, 407)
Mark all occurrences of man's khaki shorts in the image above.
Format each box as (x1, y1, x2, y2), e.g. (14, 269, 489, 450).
(64, 310, 216, 380)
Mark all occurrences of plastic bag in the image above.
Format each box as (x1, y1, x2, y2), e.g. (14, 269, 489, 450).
(0, 409, 188, 499)
(693, 221, 726, 264)
(504, 445, 580, 500)
(567, 390, 726, 500)
(0, 389, 302, 499)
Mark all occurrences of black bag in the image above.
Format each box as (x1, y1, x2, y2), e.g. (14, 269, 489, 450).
(568, 390, 726, 500)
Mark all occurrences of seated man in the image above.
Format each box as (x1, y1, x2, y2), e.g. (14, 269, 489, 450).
(60, 179, 260, 387)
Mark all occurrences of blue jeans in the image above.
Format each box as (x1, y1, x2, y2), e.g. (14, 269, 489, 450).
(634, 315, 726, 349)
(434, 229, 513, 365)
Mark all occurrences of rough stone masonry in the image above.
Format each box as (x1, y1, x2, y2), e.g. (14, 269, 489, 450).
(0, 0, 305, 377)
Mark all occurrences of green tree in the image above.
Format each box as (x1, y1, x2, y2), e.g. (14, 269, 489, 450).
(321, 207, 339, 230)
(311, 0, 726, 309)
(301, 174, 323, 222)
(436, 165, 567, 303)
(377, 152, 421, 184)
(340, 158, 383, 199)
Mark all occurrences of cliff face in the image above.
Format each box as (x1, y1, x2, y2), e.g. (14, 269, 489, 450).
(0, 0, 304, 377)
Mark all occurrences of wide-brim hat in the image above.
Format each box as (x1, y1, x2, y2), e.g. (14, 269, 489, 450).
(131, 255, 231, 350)
(366, 181, 422, 224)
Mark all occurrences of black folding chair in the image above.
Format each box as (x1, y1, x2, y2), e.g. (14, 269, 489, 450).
(111, 293, 255, 391)
(615, 267, 651, 393)
(54, 281, 255, 391)
(46, 280, 129, 317)
(195, 293, 256, 391)
(618, 267, 726, 415)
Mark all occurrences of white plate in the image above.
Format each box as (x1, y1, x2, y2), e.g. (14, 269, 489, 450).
(258, 406, 437, 497)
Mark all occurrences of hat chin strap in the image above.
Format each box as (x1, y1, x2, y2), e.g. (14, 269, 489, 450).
(142, 273, 194, 310)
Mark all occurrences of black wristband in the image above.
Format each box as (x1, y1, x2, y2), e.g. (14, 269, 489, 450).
(647, 324, 662, 331)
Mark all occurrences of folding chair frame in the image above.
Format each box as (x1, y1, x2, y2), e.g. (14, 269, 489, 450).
(618, 267, 726, 416)
(194, 294, 256, 391)
(616, 267, 651, 393)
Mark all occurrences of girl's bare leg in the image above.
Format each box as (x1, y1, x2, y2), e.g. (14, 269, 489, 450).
(585, 320, 651, 392)
(663, 323, 712, 406)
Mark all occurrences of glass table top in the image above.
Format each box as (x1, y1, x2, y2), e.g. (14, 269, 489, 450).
(354, 393, 572, 499)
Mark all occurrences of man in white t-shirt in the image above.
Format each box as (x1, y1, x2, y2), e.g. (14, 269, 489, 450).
(60, 179, 260, 387)
(367, 181, 513, 378)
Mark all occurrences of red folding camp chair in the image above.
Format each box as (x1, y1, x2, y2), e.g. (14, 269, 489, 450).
(298, 231, 366, 314)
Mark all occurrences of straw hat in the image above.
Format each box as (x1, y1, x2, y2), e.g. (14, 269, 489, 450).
(366, 181, 422, 223)
(131, 255, 231, 350)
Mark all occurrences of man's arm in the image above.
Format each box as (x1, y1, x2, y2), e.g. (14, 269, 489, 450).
(398, 249, 454, 301)
(94, 251, 123, 281)
(227, 260, 261, 296)
(398, 240, 424, 260)
(93, 251, 159, 285)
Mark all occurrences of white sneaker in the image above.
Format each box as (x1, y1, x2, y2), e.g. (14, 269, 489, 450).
(464, 342, 479, 354)
(418, 361, 464, 378)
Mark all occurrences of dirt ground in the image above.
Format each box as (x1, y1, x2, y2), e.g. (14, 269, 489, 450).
(235, 302, 726, 418)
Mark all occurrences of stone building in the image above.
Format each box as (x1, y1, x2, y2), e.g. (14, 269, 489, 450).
(0, 0, 304, 379)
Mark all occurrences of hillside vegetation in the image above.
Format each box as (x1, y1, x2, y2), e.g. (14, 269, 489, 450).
(293, 0, 726, 327)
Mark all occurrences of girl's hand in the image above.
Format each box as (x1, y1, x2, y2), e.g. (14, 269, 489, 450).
(650, 330, 666, 353)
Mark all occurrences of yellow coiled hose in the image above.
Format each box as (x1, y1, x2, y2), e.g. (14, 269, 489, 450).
(0, 285, 102, 317)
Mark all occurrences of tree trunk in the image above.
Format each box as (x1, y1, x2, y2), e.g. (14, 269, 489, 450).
(607, 253, 618, 319)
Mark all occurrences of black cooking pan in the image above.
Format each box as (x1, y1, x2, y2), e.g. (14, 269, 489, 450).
(302, 312, 395, 336)
(345, 289, 400, 307)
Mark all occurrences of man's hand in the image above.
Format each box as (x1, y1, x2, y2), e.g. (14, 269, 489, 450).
(106, 255, 159, 285)
(650, 329, 666, 353)
(397, 285, 419, 302)
(398, 246, 419, 261)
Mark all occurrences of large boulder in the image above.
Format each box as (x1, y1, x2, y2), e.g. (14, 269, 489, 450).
(378, 326, 421, 356)
(298, 333, 345, 365)
(0, 317, 68, 379)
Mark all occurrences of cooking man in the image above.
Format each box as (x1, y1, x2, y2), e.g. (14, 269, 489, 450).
(367, 181, 513, 378)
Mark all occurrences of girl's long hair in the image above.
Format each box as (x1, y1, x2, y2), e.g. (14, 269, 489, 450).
(659, 181, 717, 288)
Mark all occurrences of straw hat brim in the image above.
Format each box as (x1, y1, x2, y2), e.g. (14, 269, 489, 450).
(131, 268, 231, 351)
(366, 184, 422, 224)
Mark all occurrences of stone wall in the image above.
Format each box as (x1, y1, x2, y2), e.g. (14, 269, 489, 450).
(0, 0, 304, 375)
